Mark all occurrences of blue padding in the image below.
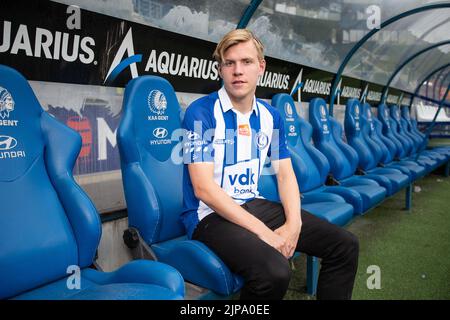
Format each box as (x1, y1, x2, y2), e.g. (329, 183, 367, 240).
(309, 98, 386, 213)
(271, 94, 329, 192)
(361, 103, 425, 182)
(0, 65, 184, 300)
(401, 106, 449, 163)
(378, 103, 432, 175)
(152, 237, 244, 296)
(390, 105, 441, 172)
(14, 260, 184, 300)
(258, 173, 353, 227)
(344, 99, 410, 195)
(118, 75, 242, 296)
(268, 94, 354, 221)
(302, 192, 353, 226)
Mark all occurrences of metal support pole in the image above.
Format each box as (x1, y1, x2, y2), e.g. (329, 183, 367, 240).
(306, 255, 319, 296)
(405, 183, 412, 211)
(236, 0, 262, 29)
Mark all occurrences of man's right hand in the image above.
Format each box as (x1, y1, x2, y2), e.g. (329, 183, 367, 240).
(258, 228, 291, 259)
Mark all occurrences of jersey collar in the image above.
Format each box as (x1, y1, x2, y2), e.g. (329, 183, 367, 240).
(218, 86, 258, 117)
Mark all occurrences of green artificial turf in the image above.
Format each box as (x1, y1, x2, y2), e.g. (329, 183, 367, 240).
(284, 173, 450, 300)
(427, 138, 450, 148)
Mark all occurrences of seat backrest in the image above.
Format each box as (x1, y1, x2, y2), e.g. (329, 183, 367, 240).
(390, 105, 414, 155)
(309, 97, 359, 180)
(271, 94, 330, 192)
(401, 105, 425, 150)
(0, 65, 100, 299)
(345, 99, 380, 171)
(377, 103, 405, 158)
(361, 102, 394, 165)
(118, 76, 184, 245)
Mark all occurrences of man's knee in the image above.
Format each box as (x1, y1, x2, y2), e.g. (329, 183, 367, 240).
(266, 256, 292, 284)
(247, 254, 292, 299)
(338, 230, 359, 261)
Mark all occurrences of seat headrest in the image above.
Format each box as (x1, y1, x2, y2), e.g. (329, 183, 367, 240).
(390, 105, 401, 122)
(309, 97, 331, 136)
(345, 98, 362, 132)
(401, 106, 411, 120)
(121, 76, 182, 163)
(0, 65, 44, 181)
(377, 103, 391, 128)
(361, 102, 373, 119)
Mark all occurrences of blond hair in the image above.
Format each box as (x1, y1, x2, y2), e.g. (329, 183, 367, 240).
(213, 29, 264, 64)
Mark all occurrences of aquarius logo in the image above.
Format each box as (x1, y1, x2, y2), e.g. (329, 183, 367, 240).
(153, 127, 168, 139)
(0, 87, 14, 119)
(148, 90, 167, 115)
(104, 28, 142, 84)
(0, 135, 17, 150)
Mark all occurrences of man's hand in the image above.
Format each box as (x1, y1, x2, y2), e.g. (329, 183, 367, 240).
(257, 228, 290, 257)
(274, 222, 301, 258)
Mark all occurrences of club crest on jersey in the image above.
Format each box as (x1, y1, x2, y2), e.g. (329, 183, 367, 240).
(255, 131, 269, 150)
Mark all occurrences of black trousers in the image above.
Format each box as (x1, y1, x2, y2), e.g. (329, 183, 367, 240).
(192, 198, 359, 300)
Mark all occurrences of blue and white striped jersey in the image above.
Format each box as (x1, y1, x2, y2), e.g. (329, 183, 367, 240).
(181, 87, 290, 238)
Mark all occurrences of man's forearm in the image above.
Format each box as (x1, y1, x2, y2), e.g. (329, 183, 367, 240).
(277, 166, 301, 229)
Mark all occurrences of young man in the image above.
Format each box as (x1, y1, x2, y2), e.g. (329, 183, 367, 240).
(181, 29, 359, 300)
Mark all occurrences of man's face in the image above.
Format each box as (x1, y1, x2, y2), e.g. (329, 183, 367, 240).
(219, 40, 266, 105)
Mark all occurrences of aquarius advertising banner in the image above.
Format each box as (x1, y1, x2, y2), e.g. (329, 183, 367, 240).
(0, 0, 409, 176)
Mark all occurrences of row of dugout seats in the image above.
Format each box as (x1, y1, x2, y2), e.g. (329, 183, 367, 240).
(258, 94, 448, 294)
(1, 66, 449, 299)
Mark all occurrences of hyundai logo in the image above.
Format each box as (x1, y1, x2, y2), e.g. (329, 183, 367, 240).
(153, 127, 168, 139)
(0, 135, 17, 150)
(187, 131, 200, 140)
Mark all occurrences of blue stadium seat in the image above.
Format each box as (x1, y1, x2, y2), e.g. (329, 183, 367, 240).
(377, 103, 427, 179)
(400, 106, 450, 161)
(309, 98, 386, 214)
(0, 65, 184, 300)
(117, 75, 243, 299)
(344, 99, 410, 196)
(389, 105, 441, 172)
(360, 103, 424, 182)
